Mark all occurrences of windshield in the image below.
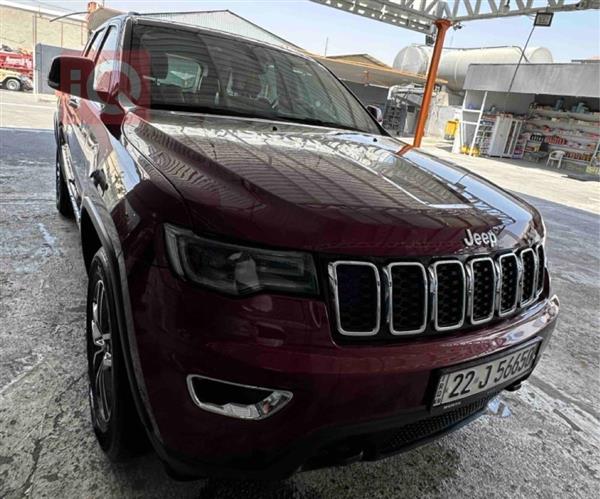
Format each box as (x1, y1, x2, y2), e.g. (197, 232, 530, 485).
(129, 24, 381, 134)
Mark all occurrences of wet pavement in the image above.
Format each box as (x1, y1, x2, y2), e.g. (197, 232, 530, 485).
(1, 91, 599, 498)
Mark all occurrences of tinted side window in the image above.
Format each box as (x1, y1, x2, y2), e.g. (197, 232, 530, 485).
(94, 26, 120, 93)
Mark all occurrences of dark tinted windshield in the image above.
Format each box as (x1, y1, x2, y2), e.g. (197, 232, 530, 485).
(130, 24, 380, 134)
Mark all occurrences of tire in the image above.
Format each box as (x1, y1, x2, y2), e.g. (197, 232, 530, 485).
(4, 78, 21, 91)
(55, 147, 73, 217)
(86, 247, 147, 461)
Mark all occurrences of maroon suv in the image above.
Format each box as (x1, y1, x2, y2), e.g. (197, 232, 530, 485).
(48, 15, 559, 479)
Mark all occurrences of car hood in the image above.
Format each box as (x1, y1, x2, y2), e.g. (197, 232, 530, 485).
(123, 110, 543, 257)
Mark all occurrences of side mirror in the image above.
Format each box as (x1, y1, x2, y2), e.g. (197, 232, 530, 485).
(47, 55, 106, 102)
(366, 105, 384, 124)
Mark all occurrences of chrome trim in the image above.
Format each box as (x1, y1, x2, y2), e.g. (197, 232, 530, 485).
(386, 262, 428, 335)
(535, 243, 546, 299)
(520, 248, 538, 307)
(427, 265, 437, 327)
(468, 256, 496, 325)
(465, 262, 474, 324)
(328, 261, 381, 336)
(60, 144, 81, 224)
(493, 258, 503, 316)
(186, 374, 293, 421)
(431, 260, 466, 331)
(515, 252, 524, 307)
(498, 253, 519, 317)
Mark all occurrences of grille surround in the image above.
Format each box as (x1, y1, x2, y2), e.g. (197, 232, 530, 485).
(328, 261, 381, 336)
(535, 245, 545, 300)
(497, 253, 520, 317)
(519, 248, 538, 307)
(328, 244, 546, 339)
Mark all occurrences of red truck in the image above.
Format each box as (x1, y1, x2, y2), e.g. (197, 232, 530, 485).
(0, 48, 33, 79)
(47, 15, 559, 480)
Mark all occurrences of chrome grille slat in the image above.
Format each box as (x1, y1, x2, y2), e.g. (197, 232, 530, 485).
(329, 244, 545, 337)
(535, 244, 545, 298)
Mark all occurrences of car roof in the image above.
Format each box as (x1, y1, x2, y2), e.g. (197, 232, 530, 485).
(96, 13, 314, 62)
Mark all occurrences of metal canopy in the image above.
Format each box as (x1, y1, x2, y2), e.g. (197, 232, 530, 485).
(310, 0, 600, 34)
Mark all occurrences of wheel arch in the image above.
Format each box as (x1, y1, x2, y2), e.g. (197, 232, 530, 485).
(79, 198, 160, 444)
(80, 209, 103, 273)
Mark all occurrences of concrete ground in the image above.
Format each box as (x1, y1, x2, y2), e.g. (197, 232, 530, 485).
(1, 89, 599, 498)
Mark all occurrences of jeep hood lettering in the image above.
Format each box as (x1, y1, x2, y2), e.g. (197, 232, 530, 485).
(124, 111, 542, 256)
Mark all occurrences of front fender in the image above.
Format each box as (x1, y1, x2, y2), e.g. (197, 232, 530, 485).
(79, 197, 162, 442)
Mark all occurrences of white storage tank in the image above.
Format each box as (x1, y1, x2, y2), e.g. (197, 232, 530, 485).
(393, 45, 553, 91)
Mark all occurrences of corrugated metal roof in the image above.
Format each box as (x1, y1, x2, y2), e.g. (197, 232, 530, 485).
(464, 63, 599, 98)
(313, 54, 444, 87)
(326, 54, 389, 68)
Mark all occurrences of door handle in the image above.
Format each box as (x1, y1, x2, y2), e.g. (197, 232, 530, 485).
(68, 97, 80, 109)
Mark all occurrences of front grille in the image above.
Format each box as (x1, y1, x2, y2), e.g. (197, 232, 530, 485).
(329, 244, 545, 338)
(330, 262, 380, 335)
(375, 394, 495, 456)
(433, 261, 466, 330)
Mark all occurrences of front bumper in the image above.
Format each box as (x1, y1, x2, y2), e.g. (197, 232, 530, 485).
(127, 265, 559, 479)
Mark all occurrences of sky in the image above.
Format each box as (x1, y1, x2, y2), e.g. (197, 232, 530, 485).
(34, 0, 600, 64)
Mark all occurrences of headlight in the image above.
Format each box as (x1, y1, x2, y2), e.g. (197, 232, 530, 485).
(164, 224, 319, 296)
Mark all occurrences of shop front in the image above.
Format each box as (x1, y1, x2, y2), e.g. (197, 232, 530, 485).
(455, 63, 599, 176)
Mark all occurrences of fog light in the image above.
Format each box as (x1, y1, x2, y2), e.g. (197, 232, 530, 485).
(186, 375, 292, 420)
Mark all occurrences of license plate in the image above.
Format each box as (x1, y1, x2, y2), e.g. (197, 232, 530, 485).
(433, 342, 539, 407)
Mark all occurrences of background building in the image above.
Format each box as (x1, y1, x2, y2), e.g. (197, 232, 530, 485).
(0, 0, 86, 52)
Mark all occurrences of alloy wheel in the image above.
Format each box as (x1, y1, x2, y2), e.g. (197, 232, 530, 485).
(89, 279, 114, 432)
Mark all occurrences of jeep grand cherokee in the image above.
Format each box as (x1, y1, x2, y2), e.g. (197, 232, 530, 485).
(48, 15, 559, 479)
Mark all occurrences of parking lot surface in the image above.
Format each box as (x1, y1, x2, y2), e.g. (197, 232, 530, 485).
(1, 90, 599, 498)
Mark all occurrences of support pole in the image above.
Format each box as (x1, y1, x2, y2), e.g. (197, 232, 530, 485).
(413, 19, 452, 148)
